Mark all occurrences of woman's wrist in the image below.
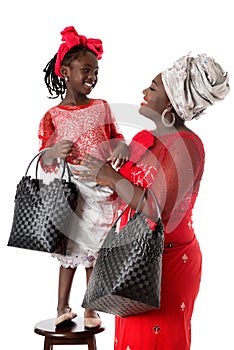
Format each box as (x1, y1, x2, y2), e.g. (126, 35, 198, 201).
(108, 170, 123, 190)
(109, 174, 136, 204)
(109, 175, 146, 211)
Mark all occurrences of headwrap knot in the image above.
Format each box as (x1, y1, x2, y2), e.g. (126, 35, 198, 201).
(161, 53, 230, 121)
(54, 26, 103, 77)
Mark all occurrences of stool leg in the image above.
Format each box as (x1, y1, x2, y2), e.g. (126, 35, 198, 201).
(87, 335, 97, 350)
(44, 337, 53, 350)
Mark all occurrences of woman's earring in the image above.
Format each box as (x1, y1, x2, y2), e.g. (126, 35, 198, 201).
(161, 108, 176, 127)
(64, 76, 69, 82)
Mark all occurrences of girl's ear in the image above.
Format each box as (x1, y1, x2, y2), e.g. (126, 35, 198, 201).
(60, 65, 69, 80)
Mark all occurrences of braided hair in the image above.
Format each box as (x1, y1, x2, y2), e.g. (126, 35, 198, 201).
(43, 45, 96, 99)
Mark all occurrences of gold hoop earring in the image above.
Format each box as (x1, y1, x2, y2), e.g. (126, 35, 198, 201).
(161, 108, 176, 127)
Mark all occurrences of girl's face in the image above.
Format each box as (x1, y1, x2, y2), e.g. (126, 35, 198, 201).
(65, 51, 99, 96)
(139, 73, 170, 119)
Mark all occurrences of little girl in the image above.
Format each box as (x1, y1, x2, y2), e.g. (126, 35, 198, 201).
(38, 26, 129, 327)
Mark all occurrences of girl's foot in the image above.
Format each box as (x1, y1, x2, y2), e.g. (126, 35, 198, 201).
(55, 306, 77, 326)
(84, 309, 102, 328)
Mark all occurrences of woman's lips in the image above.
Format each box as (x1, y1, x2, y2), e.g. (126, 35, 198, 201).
(141, 96, 148, 106)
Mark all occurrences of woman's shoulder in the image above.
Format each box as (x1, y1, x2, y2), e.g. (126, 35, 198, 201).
(175, 129, 203, 142)
(160, 130, 205, 162)
(127, 129, 156, 155)
(176, 130, 204, 153)
(159, 128, 204, 149)
(132, 129, 155, 145)
(128, 130, 155, 163)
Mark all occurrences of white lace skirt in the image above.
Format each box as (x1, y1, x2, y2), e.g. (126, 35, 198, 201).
(52, 175, 116, 268)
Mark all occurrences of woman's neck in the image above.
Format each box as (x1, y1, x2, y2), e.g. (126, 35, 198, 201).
(152, 120, 191, 137)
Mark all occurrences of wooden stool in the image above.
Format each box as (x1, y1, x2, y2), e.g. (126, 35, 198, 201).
(34, 317, 105, 350)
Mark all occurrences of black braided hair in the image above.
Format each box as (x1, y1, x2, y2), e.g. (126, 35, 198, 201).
(43, 45, 97, 99)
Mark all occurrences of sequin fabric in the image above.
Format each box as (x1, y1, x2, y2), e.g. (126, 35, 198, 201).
(38, 99, 124, 171)
(38, 99, 124, 267)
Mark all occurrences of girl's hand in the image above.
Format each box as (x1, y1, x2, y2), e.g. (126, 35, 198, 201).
(43, 140, 73, 161)
(74, 154, 119, 188)
(107, 141, 129, 169)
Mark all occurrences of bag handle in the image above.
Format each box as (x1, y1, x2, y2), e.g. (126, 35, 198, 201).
(147, 188, 162, 221)
(25, 149, 49, 176)
(112, 187, 161, 228)
(25, 148, 73, 181)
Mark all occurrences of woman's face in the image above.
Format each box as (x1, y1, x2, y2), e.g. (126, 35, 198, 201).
(139, 73, 170, 119)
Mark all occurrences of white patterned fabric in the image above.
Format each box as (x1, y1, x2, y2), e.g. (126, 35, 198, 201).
(52, 175, 116, 268)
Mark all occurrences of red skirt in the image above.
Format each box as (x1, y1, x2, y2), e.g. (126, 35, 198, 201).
(114, 230, 202, 350)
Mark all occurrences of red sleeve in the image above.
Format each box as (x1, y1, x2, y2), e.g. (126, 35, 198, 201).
(103, 101, 125, 141)
(38, 111, 58, 172)
(38, 111, 56, 150)
(148, 134, 205, 222)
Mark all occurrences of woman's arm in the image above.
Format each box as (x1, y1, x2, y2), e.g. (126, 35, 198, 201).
(77, 134, 203, 223)
(77, 155, 153, 217)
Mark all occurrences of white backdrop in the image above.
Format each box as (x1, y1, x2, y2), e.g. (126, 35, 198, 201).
(0, 1, 233, 349)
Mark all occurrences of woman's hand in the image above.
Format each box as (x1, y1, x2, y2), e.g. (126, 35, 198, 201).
(74, 154, 120, 188)
(75, 154, 153, 218)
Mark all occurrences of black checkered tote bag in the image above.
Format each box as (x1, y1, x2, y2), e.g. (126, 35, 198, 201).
(8, 150, 79, 255)
(82, 188, 164, 317)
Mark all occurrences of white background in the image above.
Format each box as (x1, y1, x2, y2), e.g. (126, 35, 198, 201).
(0, 1, 233, 349)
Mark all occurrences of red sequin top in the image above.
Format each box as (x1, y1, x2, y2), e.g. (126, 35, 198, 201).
(38, 99, 124, 171)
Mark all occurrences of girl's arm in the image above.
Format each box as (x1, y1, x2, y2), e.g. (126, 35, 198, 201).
(38, 112, 73, 171)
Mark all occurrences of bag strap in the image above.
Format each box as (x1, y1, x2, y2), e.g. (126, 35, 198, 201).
(25, 149, 49, 176)
(112, 187, 161, 228)
(112, 189, 146, 227)
(147, 188, 162, 220)
(25, 149, 72, 181)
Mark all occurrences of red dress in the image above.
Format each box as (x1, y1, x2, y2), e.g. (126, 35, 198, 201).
(38, 99, 124, 171)
(115, 130, 205, 350)
(37, 99, 125, 267)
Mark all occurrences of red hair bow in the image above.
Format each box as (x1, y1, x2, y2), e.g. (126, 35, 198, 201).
(54, 26, 103, 77)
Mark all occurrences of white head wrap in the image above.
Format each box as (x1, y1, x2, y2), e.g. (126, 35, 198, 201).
(161, 53, 230, 121)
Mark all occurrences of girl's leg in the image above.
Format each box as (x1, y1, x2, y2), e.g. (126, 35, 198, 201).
(56, 266, 77, 324)
(84, 266, 102, 327)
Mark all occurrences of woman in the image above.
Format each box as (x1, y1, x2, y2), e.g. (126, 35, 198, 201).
(76, 53, 229, 349)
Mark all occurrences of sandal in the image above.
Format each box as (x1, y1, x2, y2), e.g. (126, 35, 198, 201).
(55, 307, 77, 326)
(84, 311, 102, 328)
